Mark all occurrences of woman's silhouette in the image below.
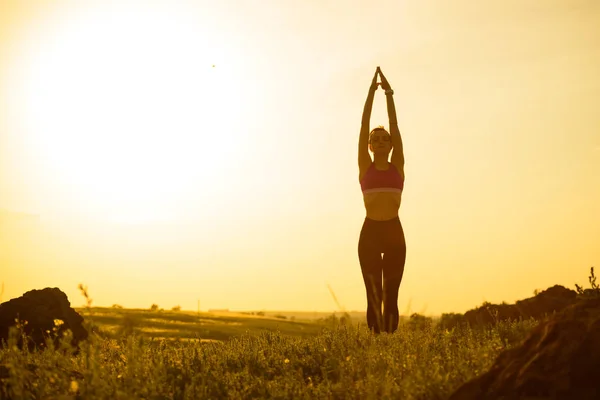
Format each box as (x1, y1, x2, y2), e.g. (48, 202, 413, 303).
(358, 67, 406, 334)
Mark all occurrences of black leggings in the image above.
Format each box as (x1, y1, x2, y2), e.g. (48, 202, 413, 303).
(358, 216, 406, 334)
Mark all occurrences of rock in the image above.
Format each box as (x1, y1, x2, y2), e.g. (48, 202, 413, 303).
(0, 288, 88, 350)
(457, 285, 577, 328)
(513, 285, 578, 317)
(449, 297, 600, 400)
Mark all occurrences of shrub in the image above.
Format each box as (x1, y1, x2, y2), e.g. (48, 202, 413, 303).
(575, 266, 599, 299)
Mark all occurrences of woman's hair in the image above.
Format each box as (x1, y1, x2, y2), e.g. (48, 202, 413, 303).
(369, 125, 390, 144)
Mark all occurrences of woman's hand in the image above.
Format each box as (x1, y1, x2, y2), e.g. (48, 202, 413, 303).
(377, 67, 393, 92)
(370, 68, 380, 91)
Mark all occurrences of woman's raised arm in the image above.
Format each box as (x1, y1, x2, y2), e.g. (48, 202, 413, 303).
(379, 68, 404, 178)
(358, 69, 380, 179)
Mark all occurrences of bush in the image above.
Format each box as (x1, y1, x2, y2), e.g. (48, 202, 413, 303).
(407, 313, 433, 331)
(575, 266, 599, 299)
(439, 312, 466, 331)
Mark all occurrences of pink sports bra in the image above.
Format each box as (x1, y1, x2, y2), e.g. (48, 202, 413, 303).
(360, 163, 404, 194)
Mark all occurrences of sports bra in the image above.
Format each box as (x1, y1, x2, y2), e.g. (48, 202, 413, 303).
(360, 163, 404, 194)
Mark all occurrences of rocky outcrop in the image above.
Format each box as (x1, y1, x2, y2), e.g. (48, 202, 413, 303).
(440, 285, 578, 329)
(449, 297, 600, 400)
(0, 287, 88, 350)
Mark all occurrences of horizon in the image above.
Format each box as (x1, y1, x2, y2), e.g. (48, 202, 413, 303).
(1, 0, 599, 316)
(1, 264, 588, 318)
(1, 210, 593, 315)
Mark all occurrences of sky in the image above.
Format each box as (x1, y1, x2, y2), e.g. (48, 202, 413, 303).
(1, 0, 599, 315)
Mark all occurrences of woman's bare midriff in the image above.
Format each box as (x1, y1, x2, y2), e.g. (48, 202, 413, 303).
(363, 191, 402, 221)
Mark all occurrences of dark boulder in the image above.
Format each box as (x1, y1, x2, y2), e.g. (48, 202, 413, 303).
(0, 287, 88, 350)
(513, 285, 578, 318)
(462, 285, 577, 328)
(449, 297, 600, 400)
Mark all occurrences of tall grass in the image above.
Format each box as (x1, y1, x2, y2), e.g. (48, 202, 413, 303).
(0, 315, 538, 399)
(4, 267, 596, 399)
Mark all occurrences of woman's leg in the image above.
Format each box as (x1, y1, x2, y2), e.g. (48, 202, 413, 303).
(361, 264, 383, 333)
(358, 219, 383, 333)
(382, 219, 406, 333)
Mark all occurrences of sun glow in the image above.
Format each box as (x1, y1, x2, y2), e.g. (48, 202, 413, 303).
(7, 2, 254, 223)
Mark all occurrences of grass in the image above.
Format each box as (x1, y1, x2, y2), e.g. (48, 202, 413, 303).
(1, 309, 539, 399)
(4, 266, 597, 400)
(76, 307, 326, 342)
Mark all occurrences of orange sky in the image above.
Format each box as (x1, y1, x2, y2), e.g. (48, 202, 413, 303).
(1, 0, 599, 315)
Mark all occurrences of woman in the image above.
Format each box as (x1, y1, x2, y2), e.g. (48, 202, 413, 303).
(358, 67, 406, 334)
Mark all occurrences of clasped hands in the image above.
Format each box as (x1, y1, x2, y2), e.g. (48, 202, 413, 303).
(370, 66, 393, 94)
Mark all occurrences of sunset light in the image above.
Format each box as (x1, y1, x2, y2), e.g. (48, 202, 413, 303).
(1, 0, 599, 319)
(6, 2, 254, 223)
(1, 1, 600, 395)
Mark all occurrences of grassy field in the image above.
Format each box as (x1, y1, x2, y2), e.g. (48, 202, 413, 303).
(77, 307, 332, 342)
(0, 303, 540, 400)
